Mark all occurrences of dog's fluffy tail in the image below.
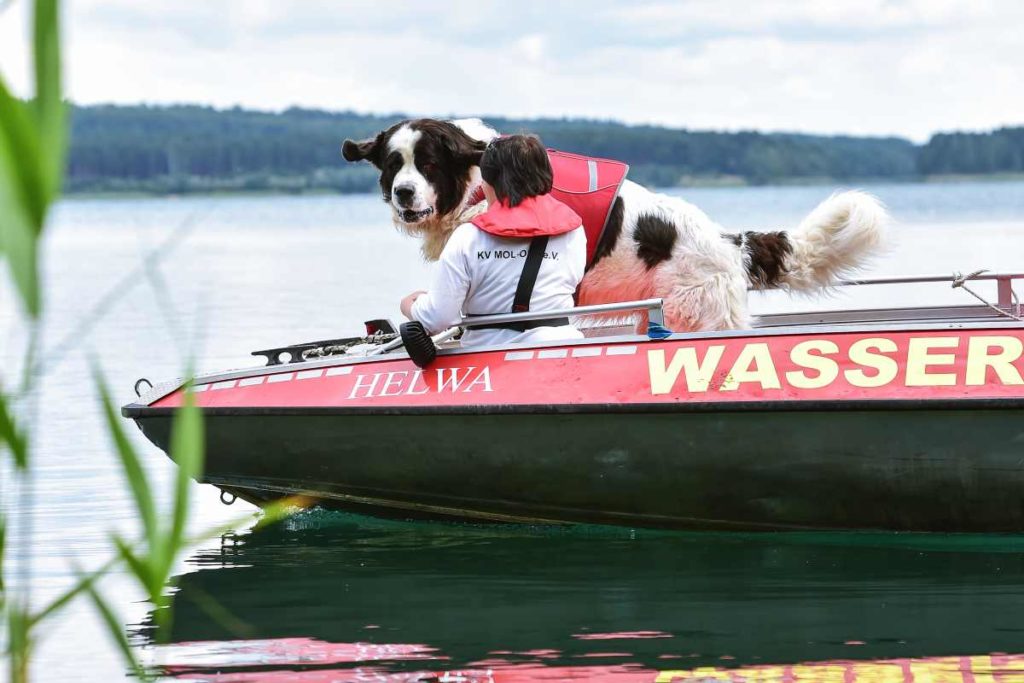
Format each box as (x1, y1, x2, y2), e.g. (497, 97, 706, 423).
(777, 190, 888, 291)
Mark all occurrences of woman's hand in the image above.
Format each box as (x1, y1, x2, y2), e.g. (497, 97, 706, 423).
(401, 290, 428, 319)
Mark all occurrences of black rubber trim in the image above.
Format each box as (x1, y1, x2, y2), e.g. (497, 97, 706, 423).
(122, 397, 1024, 419)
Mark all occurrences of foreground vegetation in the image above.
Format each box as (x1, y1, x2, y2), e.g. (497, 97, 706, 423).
(1, 2, 294, 679)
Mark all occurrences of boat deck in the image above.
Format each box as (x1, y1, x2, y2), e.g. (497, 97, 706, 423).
(756, 272, 1022, 329)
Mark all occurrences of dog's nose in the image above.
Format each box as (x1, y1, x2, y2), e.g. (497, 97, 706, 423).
(394, 185, 415, 206)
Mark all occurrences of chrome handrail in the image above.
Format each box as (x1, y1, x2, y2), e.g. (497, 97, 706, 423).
(369, 299, 665, 357)
(834, 271, 1023, 308)
(837, 272, 1024, 286)
(461, 298, 665, 328)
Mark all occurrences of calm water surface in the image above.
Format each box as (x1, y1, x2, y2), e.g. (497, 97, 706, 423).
(3, 180, 1024, 681)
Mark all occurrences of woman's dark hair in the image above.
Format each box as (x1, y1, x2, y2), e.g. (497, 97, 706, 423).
(479, 134, 553, 207)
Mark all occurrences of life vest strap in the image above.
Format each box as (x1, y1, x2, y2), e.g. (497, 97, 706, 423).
(469, 235, 570, 331)
(511, 235, 549, 313)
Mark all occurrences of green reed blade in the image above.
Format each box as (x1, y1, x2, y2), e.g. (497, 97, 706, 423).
(32, 0, 65, 204)
(78, 569, 150, 681)
(111, 535, 157, 600)
(7, 602, 31, 683)
(166, 385, 204, 572)
(0, 392, 28, 469)
(0, 79, 44, 317)
(0, 513, 5, 594)
(29, 555, 117, 628)
(95, 372, 158, 552)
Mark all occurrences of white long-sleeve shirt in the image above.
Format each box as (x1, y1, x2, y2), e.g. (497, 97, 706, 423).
(411, 222, 587, 348)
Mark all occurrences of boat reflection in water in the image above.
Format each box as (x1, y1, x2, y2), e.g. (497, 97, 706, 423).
(145, 511, 1024, 681)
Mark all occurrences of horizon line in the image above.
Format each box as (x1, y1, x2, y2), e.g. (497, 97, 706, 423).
(68, 100, 1024, 144)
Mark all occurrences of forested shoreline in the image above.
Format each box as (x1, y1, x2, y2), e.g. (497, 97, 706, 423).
(65, 104, 1024, 194)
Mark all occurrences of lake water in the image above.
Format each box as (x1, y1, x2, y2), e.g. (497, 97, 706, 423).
(3, 180, 1024, 681)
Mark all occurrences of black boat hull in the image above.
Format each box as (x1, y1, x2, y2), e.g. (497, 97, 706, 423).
(130, 404, 1024, 532)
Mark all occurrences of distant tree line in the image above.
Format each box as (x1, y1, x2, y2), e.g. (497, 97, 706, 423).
(63, 104, 1021, 194)
(916, 128, 1024, 175)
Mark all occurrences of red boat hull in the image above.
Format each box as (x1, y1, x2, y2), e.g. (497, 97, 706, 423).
(125, 325, 1024, 531)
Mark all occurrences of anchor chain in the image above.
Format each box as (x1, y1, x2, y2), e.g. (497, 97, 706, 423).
(301, 332, 399, 360)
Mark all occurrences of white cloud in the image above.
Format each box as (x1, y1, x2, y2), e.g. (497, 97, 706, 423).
(0, 0, 1022, 140)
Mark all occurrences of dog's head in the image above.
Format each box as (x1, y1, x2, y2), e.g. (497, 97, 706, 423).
(342, 118, 495, 230)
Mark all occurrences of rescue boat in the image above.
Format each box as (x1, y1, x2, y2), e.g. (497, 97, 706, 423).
(122, 272, 1024, 532)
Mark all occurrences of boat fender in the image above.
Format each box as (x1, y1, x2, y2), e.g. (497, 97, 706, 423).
(134, 377, 153, 397)
(220, 489, 237, 506)
(400, 321, 438, 368)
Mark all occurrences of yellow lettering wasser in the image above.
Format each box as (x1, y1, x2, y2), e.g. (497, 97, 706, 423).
(965, 336, 1024, 386)
(648, 346, 725, 395)
(786, 340, 839, 389)
(720, 343, 780, 391)
(845, 337, 899, 388)
(905, 337, 959, 387)
(646, 333, 1024, 397)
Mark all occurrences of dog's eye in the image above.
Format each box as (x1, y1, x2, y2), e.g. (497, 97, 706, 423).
(422, 163, 436, 174)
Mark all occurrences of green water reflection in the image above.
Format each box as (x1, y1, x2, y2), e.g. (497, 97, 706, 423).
(145, 512, 1024, 678)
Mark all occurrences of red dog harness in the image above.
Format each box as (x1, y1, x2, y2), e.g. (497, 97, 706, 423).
(547, 150, 629, 267)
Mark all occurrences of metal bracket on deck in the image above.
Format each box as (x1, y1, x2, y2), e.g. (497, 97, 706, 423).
(251, 320, 400, 366)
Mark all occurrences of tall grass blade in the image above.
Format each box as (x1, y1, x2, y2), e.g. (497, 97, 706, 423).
(0, 392, 28, 469)
(0, 78, 45, 224)
(254, 496, 309, 530)
(180, 583, 255, 638)
(79, 571, 150, 681)
(0, 513, 5, 594)
(29, 556, 116, 627)
(7, 603, 31, 683)
(0, 79, 44, 316)
(32, 0, 65, 203)
(96, 372, 158, 551)
(167, 386, 203, 565)
(111, 535, 156, 599)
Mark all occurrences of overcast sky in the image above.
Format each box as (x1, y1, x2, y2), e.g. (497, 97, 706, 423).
(1, 0, 1022, 141)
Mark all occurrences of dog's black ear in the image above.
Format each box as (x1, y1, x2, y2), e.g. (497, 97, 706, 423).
(464, 140, 486, 167)
(342, 135, 383, 166)
(443, 131, 486, 168)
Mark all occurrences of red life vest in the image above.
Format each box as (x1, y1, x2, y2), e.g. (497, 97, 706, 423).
(466, 149, 629, 267)
(470, 193, 582, 237)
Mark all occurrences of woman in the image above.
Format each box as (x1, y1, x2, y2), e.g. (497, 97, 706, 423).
(400, 135, 586, 348)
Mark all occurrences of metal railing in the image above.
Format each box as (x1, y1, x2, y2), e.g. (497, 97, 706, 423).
(368, 299, 665, 356)
(836, 272, 1024, 308)
(460, 298, 665, 328)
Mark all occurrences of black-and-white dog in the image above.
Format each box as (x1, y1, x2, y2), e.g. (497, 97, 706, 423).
(342, 118, 887, 331)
